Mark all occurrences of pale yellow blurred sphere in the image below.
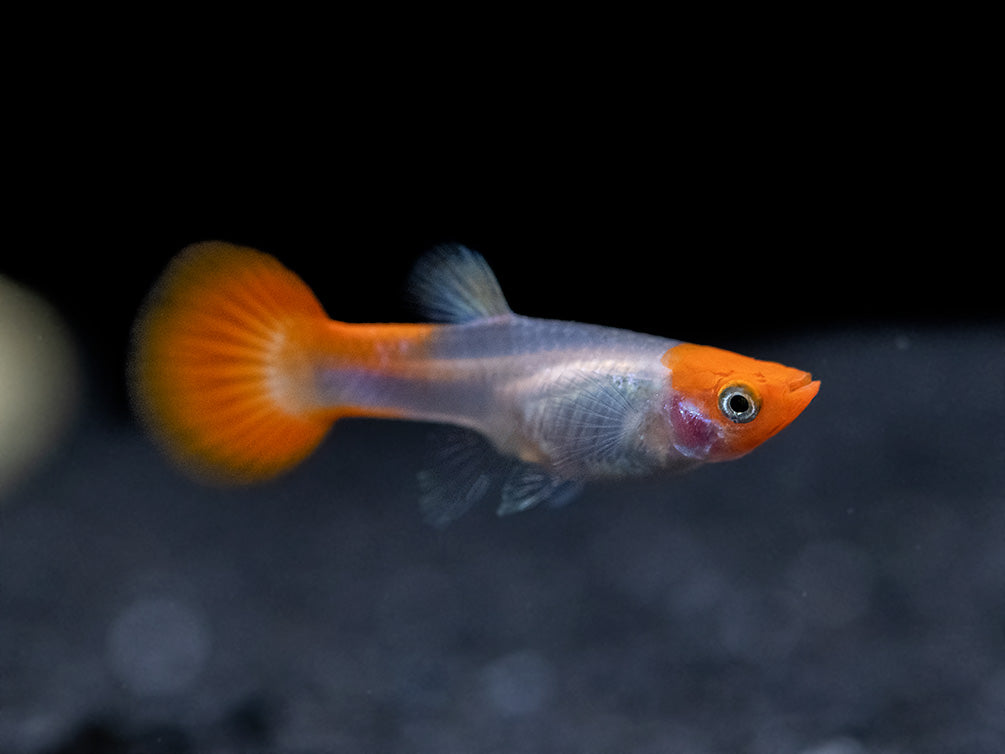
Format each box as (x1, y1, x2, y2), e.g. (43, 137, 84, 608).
(0, 276, 78, 497)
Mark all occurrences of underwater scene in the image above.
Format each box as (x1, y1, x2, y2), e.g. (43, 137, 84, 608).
(4, 235, 1002, 754)
(1, 107, 1002, 753)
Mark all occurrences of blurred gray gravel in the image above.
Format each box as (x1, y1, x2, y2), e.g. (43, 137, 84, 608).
(1, 326, 1003, 753)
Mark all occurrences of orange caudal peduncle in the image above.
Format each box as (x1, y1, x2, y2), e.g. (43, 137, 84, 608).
(316, 321, 439, 368)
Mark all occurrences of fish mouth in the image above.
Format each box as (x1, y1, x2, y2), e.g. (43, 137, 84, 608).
(787, 372, 820, 411)
(787, 371, 815, 392)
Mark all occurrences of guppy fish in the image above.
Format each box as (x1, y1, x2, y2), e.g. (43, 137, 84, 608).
(130, 241, 819, 526)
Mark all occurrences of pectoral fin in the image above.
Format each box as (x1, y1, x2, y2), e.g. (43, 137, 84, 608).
(529, 369, 644, 478)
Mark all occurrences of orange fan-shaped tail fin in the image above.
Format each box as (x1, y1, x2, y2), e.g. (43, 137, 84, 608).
(129, 241, 336, 482)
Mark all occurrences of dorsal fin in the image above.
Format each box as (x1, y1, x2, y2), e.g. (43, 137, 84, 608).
(407, 244, 512, 323)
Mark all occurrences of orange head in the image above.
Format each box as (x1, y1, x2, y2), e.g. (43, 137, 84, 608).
(661, 343, 820, 463)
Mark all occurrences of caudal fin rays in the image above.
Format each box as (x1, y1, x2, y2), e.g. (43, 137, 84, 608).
(129, 241, 336, 484)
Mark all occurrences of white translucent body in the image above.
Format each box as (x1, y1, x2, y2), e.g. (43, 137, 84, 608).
(316, 314, 690, 480)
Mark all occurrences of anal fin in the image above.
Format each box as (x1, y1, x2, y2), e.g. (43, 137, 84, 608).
(498, 462, 583, 516)
(417, 427, 585, 525)
(418, 426, 503, 528)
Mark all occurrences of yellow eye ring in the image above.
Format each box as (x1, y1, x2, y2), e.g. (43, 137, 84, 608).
(718, 383, 759, 423)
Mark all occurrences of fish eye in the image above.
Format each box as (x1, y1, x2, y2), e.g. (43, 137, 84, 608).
(718, 383, 759, 423)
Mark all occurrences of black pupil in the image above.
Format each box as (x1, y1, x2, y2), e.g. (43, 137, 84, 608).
(728, 394, 750, 415)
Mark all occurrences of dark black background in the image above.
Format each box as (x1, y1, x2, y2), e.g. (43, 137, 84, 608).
(9, 124, 997, 425)
(4, 37, 998, 422)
